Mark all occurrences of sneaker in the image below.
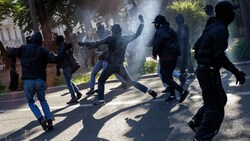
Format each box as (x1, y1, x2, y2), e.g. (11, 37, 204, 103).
(76, 92, 82, 100)
(66, 99, 78, 104)
(162, 86, 170, 93)
(94, 89, 98, 93)
(148, 90, 157, 99)
(47, 119, 54, 131)
(39, 117, 48, 131)
(93, 100, 106, 106)
(188, 120, 199, 133)
(179, 90, 189, 103)
(165, 96, 176, 101)
(86, 89, 95, 95)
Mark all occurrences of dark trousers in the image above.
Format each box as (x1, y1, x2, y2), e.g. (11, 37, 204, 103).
(193, 64, 227, 140)
(97, 64, 148, 100)
(160, 58, 183, 96)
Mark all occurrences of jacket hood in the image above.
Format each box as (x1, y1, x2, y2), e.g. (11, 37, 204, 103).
(204, 17, 226, 32)
(32, 32, 43, 45)
(175, 13, 184, 25)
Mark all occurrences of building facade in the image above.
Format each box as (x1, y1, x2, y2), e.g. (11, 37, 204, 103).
(0, 17, 23, 48)
(0, 17, 24, 70)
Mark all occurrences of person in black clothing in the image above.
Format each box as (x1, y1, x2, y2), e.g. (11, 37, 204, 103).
(175, 13, 195, 86)
(86, 23, 128, 95)
(8, 32, 68, 131)
(78, 15, 157, 105)
(188, 1, 246, 140)
(150, 15, 189, 102)
(56, 35, 82, 104)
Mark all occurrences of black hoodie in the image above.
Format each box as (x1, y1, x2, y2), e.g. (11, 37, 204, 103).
(8, 32, 66, 81)
(193, 17, 239, 74)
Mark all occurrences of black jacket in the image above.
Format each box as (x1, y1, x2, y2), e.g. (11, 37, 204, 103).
(86, 24, 144, 65)
(8, 32, 66, 81)
(151, 25, 180, 60)
(193, 17, 239, 74)
(57, 43, 74, 69)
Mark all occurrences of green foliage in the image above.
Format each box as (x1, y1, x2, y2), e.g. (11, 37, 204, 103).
(0, 81, 9, 94)
(11, 0, 32, 32)
(0, 0, 13, 22)
(165, 0, 207, 45)
(227, 38, 250, 62)
(72, 74, 91, 85)
(142, 60, 158, 75)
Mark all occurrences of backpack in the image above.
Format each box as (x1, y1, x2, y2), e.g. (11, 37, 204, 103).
(9, 58, 19, 91)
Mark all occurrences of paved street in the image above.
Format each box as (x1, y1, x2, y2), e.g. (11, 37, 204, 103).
(0, 64, 250, 141)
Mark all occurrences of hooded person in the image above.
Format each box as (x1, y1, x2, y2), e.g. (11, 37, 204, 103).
(150, 14, 189, 102)
(189, 1, 246, 140)
(175, 13, 195, 86)
(55, 35, 82, 104)
(78, 15, 158, 105)
(7, 32, 69, 131)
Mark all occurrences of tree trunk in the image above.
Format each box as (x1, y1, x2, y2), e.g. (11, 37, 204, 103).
(28, 0, 39, 32)
(83, 9, 93, 31)
(0, 41, 11, 69)
(239, 0, 250, 40)
(35, 0, 53, 50)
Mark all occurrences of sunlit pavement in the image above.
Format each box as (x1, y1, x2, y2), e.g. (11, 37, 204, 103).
(0, 63, 250, 141)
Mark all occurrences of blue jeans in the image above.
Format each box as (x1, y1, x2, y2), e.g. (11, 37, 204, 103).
(90, 60, 126, 89)
(97, 64, 148, 100)
(63, 66, 80, 100)
(157, 60, 180, 87)
(24, 79, 52, 120)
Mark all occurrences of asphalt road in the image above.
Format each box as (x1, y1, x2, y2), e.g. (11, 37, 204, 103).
(0, 64, 250, 141)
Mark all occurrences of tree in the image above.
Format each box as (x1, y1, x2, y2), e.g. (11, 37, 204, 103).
(28, 0, 39, 32)
(239, 0, 250, 40)
(0, 0, 13, 22)
(166, 0, 207, 45)
(0, 41, 11, 69)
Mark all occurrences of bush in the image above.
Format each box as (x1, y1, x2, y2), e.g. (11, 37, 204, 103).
(142, 60, 158, 75)
(0, 81, 9, 94)
(165, 0, 207, 45)
(227, 38, 250, 62)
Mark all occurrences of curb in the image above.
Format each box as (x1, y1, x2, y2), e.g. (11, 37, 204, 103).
(234, 61, 250, 66)
(1, 61, 249, 95)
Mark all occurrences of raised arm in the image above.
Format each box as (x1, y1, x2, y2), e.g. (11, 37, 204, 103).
(124, 15, 144, 43)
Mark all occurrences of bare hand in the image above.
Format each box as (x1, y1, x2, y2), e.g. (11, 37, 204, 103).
(139, 15, 144, 23)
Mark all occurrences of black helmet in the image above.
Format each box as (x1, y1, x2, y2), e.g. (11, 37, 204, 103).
(215, 1, 235, 25)
(56, 35, 65, 46)
(111, 24, 122, 36)
(152, 15, 168, 25)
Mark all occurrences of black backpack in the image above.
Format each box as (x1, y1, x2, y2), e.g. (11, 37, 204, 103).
(9, 58, 19, 91)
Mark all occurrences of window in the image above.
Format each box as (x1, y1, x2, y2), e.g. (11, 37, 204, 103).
(13, 27, 18, 39)
(7, 27, 11, 40)
(0, 28, 4, 41)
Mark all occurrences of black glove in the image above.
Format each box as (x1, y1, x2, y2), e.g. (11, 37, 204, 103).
(235, 71, 246, 85)
(65, 43, 73, 50)
(78, 42, 85, 46)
